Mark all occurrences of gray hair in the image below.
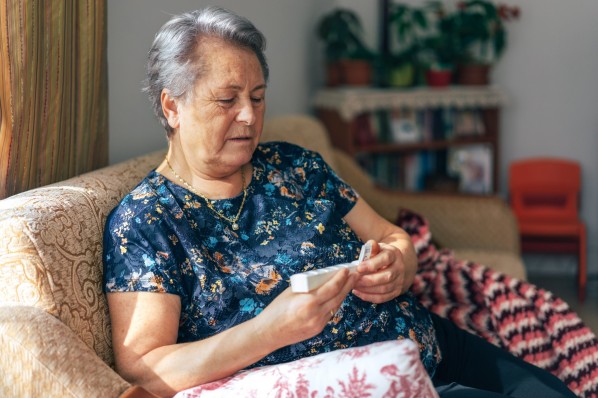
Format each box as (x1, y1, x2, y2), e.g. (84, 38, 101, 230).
(143, 7, 269, 134)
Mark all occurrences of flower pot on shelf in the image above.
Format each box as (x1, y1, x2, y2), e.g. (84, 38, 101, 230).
(425, 68, 453, 87)
(389, 63, 415, 88)
(457, 64, 491, 86)
(325, 60, 372, 86)
(451, 2, 520, 85)
(339, 59, 372, 86)
(317, 8, 376, 87)
(325, 62, 343, 87)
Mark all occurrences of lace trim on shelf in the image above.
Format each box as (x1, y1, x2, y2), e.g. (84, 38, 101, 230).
(313, 86, 508, 120)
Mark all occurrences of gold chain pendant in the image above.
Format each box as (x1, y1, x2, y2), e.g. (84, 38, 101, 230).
(165, 158, 247, 230)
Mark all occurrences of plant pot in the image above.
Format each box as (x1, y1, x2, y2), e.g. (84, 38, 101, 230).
(325, 63, 343, 87)
(457, 64, 491, 85)
(389, 64, 415, 88)
(338, 59, 372, 86)
(425, 69, 453, 88)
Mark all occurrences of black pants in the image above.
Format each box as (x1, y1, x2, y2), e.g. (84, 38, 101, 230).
(430, 313, 577, 398)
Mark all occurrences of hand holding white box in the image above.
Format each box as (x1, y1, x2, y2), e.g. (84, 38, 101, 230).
(290, 242, 373, 293)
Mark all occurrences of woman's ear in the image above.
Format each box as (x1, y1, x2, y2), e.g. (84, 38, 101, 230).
(161, 89, 180, 129)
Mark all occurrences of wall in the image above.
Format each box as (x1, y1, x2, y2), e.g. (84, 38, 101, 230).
(494, 0, 598, 275)
(107, 0, 598, 274)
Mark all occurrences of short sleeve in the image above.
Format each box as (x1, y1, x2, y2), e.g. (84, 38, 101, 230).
(316, 154, 359, 217)
(298, 145, 359, 217)
(102, 197, 184, 298)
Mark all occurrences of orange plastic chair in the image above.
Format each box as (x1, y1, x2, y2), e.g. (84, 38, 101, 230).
(509, 158, 586, 302)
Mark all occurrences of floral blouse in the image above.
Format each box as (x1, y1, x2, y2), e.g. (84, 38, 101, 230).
(103, 142, 441, 375)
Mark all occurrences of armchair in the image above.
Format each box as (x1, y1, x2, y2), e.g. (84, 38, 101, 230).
(0, 114, 524, 397)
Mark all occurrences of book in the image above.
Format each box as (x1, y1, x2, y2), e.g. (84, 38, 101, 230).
(404, 154, 422, 191)
(390, 109, 421, 143)
(373, 110, 392, 143)
(443, 108, 455, 140)
(448, 145, 493, 194)
(430, 108, 446, 141)
(354, 113, 376, 146)
(454, 109, 486, 137)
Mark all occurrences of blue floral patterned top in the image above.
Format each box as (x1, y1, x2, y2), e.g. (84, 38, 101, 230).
(103, 142, 441, 375)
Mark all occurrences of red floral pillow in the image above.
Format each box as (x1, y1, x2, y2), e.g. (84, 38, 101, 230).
(175, 340, 438, 398)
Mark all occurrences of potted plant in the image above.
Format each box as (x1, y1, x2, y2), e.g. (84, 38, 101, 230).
(418, 2, 459, 87)
(386, 2, 429, 87)
(316, 8, 376, 86)
(452, 0, 520, 85)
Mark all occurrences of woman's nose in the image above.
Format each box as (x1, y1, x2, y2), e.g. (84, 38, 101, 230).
(236, 99, 256, 126)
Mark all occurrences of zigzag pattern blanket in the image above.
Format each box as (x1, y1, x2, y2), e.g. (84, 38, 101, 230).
(398, 209, 598, 397)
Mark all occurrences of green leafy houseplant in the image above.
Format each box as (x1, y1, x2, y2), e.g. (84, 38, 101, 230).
(452, 0, 520, 84)
(316, 8, 376, 86)
(386, 3, 429, 87)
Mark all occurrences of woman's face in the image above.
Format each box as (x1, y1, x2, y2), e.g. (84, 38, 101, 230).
(166, 37, 266, 179)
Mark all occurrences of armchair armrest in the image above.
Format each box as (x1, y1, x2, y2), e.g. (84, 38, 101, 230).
(331, 149, 521, 255)
(0, 305, 134, 398)
(389, 192, 521, 255)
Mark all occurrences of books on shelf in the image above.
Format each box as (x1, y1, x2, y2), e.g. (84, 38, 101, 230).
(352, 108, 487, 146)
(357, 144, 493, 194)
(356, 152, 430, 192)
(350, 106, 493, 194)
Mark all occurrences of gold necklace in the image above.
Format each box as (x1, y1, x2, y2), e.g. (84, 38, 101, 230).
(164, 158, 247, 231)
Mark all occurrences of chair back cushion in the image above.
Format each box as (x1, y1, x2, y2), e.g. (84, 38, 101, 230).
(0, 150, 164, 366)
(262, 114, 338, 171)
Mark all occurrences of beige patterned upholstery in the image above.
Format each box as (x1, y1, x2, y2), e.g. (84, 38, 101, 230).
(0, 150, 165, 397)
(0, 305, 130, 397)
(0, 114, 524, 397)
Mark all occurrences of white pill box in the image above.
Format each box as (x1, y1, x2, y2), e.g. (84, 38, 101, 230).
(290, 261, 360, 293)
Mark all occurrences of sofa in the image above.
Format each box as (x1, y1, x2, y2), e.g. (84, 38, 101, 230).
(0, 114, 525, 397)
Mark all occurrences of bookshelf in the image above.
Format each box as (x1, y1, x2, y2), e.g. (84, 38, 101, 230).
(313, 86, 507, 194)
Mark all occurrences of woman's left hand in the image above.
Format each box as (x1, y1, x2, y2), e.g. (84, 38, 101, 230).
(352, 240, 410, 304)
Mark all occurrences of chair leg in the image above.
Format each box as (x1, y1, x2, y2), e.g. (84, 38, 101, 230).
(578, 227, 587, 303)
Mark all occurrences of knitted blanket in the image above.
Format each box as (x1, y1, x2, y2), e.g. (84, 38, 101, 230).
(398, 208, 598, 397)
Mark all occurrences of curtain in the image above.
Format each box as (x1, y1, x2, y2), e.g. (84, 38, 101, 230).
(0, 0, 108, 199)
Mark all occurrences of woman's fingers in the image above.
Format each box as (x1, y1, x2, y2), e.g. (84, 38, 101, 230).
(353, 243, 406, 303)
(355, 265, 402, 289)
(314, 268, 356, 319)
(316, 267, 355, 300)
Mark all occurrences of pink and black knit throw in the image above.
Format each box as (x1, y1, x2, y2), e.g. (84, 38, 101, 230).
(397, 208, 598, 397)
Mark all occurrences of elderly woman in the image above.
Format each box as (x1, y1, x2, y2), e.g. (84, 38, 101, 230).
(103, 7, 575, 398)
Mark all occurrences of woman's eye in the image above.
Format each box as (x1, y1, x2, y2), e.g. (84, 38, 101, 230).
(251, 97, 264, 104)
(218, 98, 235, 104)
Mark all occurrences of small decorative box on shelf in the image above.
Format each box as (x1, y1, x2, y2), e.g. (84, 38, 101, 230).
(313, 86, 508, 195)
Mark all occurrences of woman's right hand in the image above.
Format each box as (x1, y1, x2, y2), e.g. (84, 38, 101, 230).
(256, 268, 356, 349)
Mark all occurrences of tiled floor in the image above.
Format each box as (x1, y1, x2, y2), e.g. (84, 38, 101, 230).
(527, 271, 598, 335)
